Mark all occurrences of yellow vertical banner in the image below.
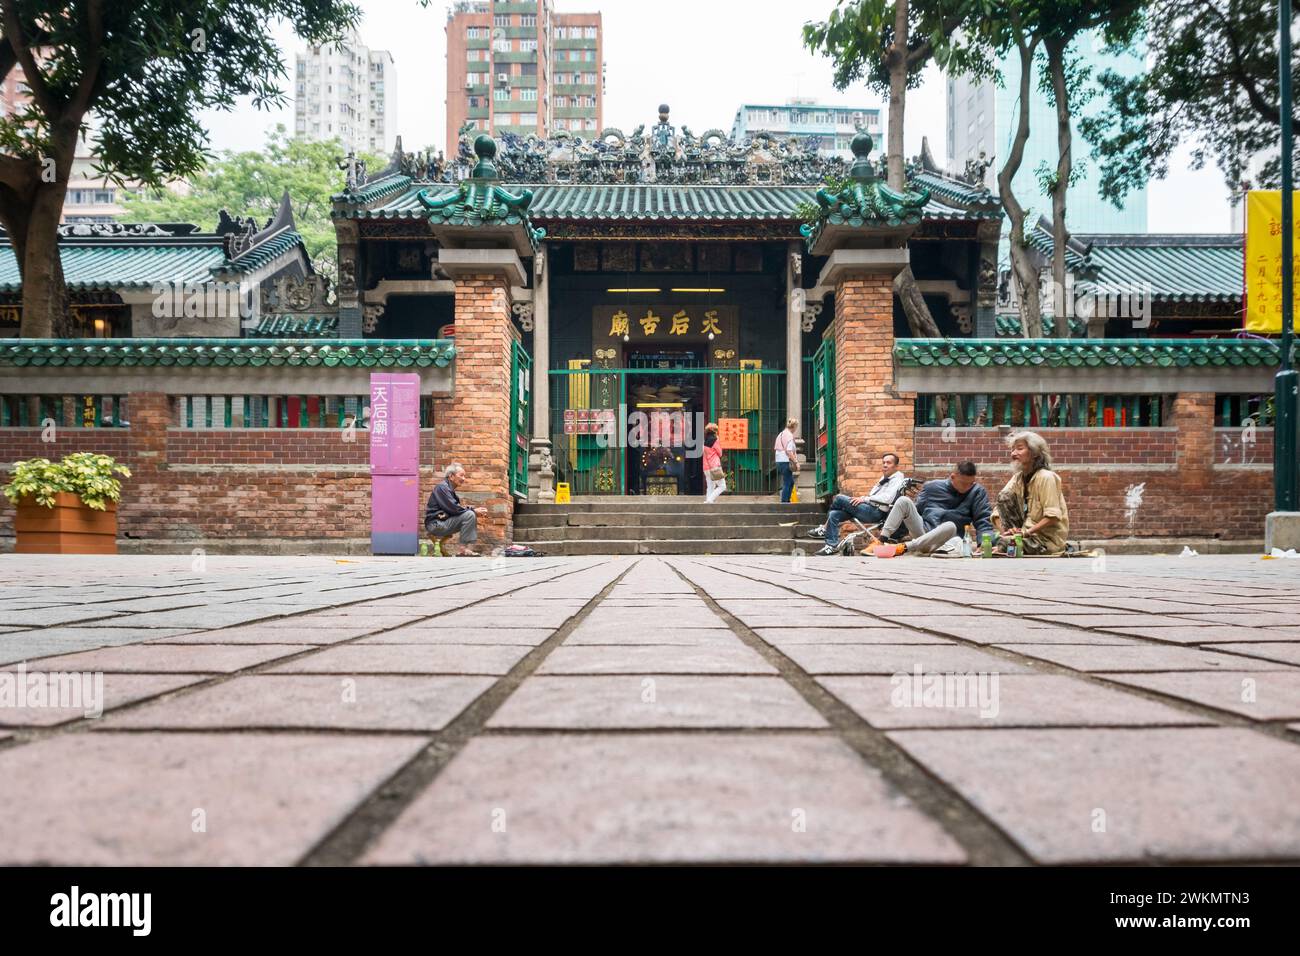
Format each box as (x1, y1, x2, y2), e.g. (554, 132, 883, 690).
(1244, 190, 1300, 332)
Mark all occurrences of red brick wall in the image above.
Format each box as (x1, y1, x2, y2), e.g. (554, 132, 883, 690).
(432, 274, 521, 547)
(833, 273, 913, 486)
(916, 428, 1179, 467)
(911, 414, 1273, 540)
(0, 402, 444, 546)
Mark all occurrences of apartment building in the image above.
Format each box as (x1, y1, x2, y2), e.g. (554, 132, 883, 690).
(445, 0, 602, 156)
(295, 29, 397, 155)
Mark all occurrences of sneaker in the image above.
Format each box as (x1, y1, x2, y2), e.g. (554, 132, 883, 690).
(807, 525, 827, 539)
(814, 544, 838, 556)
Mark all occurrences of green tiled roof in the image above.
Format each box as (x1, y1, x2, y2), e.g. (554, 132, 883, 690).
(0, 243, 226, 292)
(995, 315, 1087, 337)
(911, 170, 1000, 215)
(1080, 235, 1243, 303)
(332, 173, 414, 206)
(338, 181, 991, 224)
(220, 228, 309, 276)
(1027, 227, 1243, 303)
(894, 338, 1284, 368)
(251, 315, 340, 337)
(0, 338, 455, 368)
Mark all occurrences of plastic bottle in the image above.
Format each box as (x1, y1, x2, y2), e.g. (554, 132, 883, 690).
(981, 533, 993, 559)
(1014, 532, 1024, 556)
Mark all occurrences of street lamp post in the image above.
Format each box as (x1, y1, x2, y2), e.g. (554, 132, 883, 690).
(1277, 0, 1298, 512)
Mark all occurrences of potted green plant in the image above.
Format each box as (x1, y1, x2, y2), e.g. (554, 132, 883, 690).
(4, 453, 131, 554)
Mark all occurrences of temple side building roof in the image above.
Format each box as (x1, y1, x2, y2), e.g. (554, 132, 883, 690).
(1025, 219, 1243, 304)
(0, 190, 311, 294)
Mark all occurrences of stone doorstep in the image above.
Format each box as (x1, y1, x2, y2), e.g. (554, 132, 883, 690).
(517, 524, 802, 542)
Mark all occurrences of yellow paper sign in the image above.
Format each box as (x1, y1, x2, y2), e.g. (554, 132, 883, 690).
(1244, 190, 1300, 332)
(554, 482, 570, 504)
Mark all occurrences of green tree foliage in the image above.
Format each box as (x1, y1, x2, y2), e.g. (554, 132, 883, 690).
(0, 0, 360, 336)
(1081, 0, 1300, 205)
(123, 125, 381, 281)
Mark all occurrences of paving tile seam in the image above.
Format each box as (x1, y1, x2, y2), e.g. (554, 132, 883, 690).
(662, 558, 1032, 867)
(0, 559, 616, 753)
(686, 558, 1300, 744)
(296, 559, 642, 867)
(5, 561, 578, 638)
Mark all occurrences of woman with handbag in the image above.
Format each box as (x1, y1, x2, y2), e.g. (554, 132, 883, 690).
(703, 422, 727, 504)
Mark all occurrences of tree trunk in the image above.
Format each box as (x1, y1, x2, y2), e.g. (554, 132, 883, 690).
(997, 32, 1042, 338)
(19, 178, 71, 338)
(894, 267, 942, 336)
(887, 0, 941, 338)
(1045, 36, 1072, 338)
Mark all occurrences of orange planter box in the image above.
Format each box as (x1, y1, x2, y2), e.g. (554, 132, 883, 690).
(14, 492, 118, 554)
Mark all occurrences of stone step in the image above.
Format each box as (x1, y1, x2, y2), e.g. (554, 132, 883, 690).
(513, 537, 807, 556)
(516, 523, 805, 542)
(517, 502, 823, 516)
(515, 511, 822, 530)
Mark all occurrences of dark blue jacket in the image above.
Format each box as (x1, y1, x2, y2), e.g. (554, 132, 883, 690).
(916, 478, 994, 539)
(424, 479, 469, 526)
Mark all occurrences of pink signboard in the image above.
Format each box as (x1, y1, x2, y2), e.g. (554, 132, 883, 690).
(370, 373, 422, 554)
(370, 373, 421, 476)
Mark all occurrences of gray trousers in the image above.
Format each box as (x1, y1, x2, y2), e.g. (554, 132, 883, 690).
(426, 509, 478, 544)
(881, 498, 958, 555)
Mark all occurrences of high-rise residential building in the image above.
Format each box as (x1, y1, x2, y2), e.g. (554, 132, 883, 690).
(445, 0, 603, 157)
(294, 30, 397, 156)
(946, 31, 1148, 233)
(730, 98, 885, 158)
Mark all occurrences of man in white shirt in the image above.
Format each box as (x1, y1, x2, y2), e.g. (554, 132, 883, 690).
(810, 453, 907, 554)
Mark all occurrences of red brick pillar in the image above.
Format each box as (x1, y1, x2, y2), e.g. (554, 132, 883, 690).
(832, 272, 914, 489)
(434, 273, 520, 547)
(124, 392, 172, 542)
(1173, 392, 1215, 483)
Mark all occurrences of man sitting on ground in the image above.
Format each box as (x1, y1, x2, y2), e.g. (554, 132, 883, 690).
(872, 461, 995, 557)
(994, 430, 1070, 555)
(811, 452, 907, 555)
(424, 463, 487, 557)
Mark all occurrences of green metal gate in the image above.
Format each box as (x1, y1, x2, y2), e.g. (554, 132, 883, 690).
(509, 341, 531, 500)
(812, 338, 837, 498)
(547, 364, 787, 495)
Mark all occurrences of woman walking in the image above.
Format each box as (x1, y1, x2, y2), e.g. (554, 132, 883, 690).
(774, 418, 799, 502)
(703, 422, 727, 503)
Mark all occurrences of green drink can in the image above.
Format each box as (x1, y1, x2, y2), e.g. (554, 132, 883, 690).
(981, 533, 993, 559)
(1014, 532, 1024, 556)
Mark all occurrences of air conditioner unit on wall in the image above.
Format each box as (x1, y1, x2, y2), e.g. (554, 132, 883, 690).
(496, 73, 510, 85)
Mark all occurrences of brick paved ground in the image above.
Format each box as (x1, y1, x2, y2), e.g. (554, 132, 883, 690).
(0, 552, 1298, 865)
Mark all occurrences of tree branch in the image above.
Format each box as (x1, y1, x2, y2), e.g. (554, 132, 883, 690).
(0, 0, 58, 117)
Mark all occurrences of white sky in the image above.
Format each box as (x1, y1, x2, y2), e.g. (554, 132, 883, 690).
(198, 0, 1233, 232)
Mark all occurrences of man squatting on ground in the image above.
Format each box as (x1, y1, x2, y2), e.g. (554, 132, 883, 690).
(424, 463, 487, 557)
(810, 453, 908, 554)
(874, 461, 995, 556)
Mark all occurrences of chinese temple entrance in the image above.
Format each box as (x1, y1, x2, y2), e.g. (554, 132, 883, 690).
(548, 362, 787, 496)
(626, 348, 707, 495)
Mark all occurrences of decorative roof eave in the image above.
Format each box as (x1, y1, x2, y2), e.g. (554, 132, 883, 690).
(331, 173, 415, 213)
(893, 338, 1286, 369)
(0, 338, 455, 369)
(414, 135, 544, 257)
(800, 132, 930, 256)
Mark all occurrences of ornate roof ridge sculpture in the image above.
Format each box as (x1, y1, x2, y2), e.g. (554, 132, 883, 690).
(416, 134, 545, 254)
(336, 104, 870, 197)
(799, 131, 930, 253)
